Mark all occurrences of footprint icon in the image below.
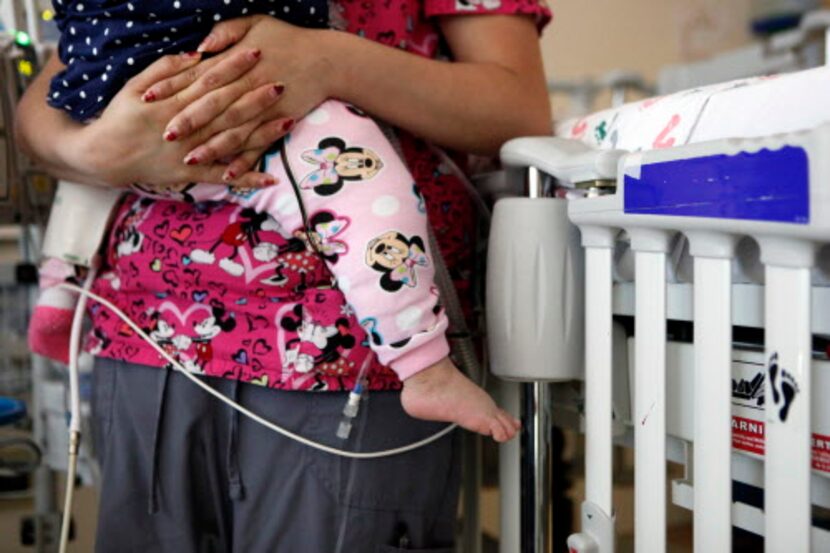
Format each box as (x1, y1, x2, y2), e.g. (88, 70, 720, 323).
(768, 352, 799, 422)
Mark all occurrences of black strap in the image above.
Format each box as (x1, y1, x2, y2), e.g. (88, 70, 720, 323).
(277, 141, 338, 289)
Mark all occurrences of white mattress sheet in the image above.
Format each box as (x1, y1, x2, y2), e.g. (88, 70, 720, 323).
(556, 66, 830, 152)
(554, 66, 830, 286)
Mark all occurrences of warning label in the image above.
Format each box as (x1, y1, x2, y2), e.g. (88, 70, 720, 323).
(732, 416, 765, 456)
(731, 419, 830, 474)
(813, 433, 830, 473)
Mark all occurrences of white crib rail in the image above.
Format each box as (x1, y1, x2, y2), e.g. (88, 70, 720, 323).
(762, 240, 815, 552)
(501, 123, 830, 553)
(630, 231, 671, 553)
(578, 227, 617, 553)
(568, 125, 829, 552)
(687, 234, 737, 553)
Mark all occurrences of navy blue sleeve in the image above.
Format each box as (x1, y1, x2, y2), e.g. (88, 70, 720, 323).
(48, 0, 329, 121)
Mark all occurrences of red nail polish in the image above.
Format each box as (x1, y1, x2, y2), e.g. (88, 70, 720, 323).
(272, 84, 284, 97)
(142, 90, 156, 102)
(198, 35, 215, 51)
(282, 119, 294, 132)
(164, 130, 178, 142)
(251, 49, 261, 59)
(224, 170, 236, 180)
(185, 51, 200, 58)
(259, 177, 275, 187)
(185, 156, 199, 166)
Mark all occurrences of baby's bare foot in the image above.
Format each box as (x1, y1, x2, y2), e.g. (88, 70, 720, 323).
(401, 357, 521, 442)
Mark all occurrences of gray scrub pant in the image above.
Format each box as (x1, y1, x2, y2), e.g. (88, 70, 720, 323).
(91, 358, 460, 552)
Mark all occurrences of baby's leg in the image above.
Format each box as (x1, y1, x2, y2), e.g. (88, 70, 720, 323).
(28, 258, 78, 364)
(230, 100, 518, 441)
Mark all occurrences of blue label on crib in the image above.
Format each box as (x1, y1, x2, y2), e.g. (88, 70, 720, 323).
(623, 147, 810, 224)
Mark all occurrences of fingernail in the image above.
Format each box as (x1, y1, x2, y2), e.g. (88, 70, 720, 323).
(222, 170, 236, 182)
(197, 35, 214, 52)
(248, 49, 261, 61)
(184, 51, 200, 59)
(164, 128, 179, 142)
(270, 84, 284, 98)
(281, 118, 294, 132)
(142, 90, 156, 102)
(258, 176, 276, 187)
(184, 155, 200, 166)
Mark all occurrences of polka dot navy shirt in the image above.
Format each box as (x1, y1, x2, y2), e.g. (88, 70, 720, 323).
(48, 0, 329, 121)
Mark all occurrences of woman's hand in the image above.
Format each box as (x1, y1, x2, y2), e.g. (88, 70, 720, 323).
(142, 16, 334, 178)
(16, 50, 284, 188)
(82, 50, 292, 187)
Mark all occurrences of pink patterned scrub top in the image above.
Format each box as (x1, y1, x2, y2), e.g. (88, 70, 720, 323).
(86, 0, 552, 392)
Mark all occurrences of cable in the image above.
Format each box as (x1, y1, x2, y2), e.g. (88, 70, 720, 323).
(59, 269, 95, 553)
(56, 282, 457, 460)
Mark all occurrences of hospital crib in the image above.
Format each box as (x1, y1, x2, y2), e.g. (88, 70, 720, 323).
(489, 55, 830, 552)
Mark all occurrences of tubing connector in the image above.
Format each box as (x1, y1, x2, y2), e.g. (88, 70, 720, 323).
(67, 430, 81, 456)
(336, 388, 363, 440)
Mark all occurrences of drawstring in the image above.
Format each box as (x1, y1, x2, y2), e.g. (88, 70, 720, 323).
(148, 366, 171, 514)
(226, 378, 245, 501)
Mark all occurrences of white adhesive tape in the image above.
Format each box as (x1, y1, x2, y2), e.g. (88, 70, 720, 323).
(623, 152, 644, 181)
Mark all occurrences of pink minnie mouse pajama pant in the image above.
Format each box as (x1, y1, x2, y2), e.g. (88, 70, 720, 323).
(150, 100, 451, 381)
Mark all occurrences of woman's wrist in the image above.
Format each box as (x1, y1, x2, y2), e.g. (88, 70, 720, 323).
(17, 112, 108, 187)
(55, 124, 121, 187)
(316, 29, 356, 102)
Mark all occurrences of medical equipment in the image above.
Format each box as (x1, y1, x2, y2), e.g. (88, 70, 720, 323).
(491, 60, 830, 553)
(41, 182, 121, 267)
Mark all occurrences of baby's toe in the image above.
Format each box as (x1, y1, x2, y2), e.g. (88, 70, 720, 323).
(461, 413, 491, 438)
(495, 411, 519, 438)
(490, 419, 508, 442)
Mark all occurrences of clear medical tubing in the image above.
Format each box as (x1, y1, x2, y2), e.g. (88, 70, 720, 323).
(60, 268, 96, 553)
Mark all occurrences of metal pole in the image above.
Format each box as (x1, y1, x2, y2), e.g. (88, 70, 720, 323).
(521, 382, 552, 553)
(499, 381, 522, 553)
(520, 166, 553, 553)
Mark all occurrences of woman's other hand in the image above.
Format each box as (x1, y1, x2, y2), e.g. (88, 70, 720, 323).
(16, 51, 280, 189)
(143, 16, 333, 179)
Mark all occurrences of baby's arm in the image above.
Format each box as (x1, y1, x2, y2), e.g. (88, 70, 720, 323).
(253, 100, 518, 440)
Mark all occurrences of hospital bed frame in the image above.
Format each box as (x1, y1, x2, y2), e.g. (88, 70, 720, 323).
(494, 111, 830, 553)
(488, 13, 830, 552)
